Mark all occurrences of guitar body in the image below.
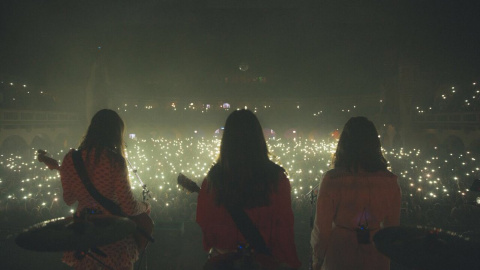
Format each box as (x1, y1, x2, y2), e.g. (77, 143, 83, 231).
(130, 212, 154, 252)
(37, 149, 155, 252)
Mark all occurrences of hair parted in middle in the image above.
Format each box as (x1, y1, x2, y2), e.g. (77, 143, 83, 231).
(207, 109, 284, 208)
(334, 116, 388, 173)
(78, 109, 126, 166)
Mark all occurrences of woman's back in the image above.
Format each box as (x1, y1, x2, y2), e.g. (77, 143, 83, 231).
(324, 169, 400, 229)
(196, 171, 301, 269)
(312, 169, 401, 270)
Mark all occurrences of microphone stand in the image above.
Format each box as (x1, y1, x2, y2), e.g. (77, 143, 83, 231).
(305, 183, 320, 229)
(126, 158, 152, 202)
(126, 158, 151, 270)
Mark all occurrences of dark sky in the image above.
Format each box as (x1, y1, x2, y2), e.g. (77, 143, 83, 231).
(0, 0, 479, 99)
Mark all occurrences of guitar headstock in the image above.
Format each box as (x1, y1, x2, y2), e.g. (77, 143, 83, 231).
(37, 149, 60, 171)
(177, 173, 200, 193)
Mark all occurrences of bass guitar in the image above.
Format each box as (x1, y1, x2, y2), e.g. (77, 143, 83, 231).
(37, 149, 154, 252)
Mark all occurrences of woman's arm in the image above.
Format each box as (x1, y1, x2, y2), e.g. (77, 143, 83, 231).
(311, 174, 336, 269)
(59, 151, 76, 206)
(384, 177, 402, 227)
(271, 174, 301, 269)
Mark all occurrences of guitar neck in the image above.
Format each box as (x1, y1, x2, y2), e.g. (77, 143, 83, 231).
(177, 173, 201, 193)
(37, 150, 60, 170)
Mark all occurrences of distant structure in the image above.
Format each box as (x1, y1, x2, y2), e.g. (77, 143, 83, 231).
(85, 48, 112, 123)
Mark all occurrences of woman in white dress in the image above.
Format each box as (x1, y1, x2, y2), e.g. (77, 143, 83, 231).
(311, 116, 401, 270)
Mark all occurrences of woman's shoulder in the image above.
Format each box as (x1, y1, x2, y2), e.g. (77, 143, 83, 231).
(61, 148, 76, 162)
(373, 170, 397, 179)
(323, 168, 350, 179)
(323, 168, 397, 180)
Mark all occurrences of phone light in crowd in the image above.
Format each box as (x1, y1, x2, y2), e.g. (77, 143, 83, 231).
(129, 134, 136, 139)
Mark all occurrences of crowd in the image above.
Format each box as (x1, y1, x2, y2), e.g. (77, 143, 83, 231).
(1, 134, 478, 232)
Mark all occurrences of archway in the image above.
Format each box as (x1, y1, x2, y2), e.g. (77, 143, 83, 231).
(31, 134, 52, 153)
(469, 139, 480, 155)
(54, 132, 71, 150)
(0, 135, 29, 156)
(423, 133, 440, 150)
(444, 135, 465, 154)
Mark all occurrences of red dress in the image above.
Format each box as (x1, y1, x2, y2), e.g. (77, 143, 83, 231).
(196, 173, 302, 269)
(60, 149, 148, 270)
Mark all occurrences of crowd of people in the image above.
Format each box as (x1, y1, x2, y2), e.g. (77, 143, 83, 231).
(1, 107, 479, 269)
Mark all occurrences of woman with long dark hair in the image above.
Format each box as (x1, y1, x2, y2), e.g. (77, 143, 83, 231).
(310, 116, 401, 270)
(196, 109, 301, 269)
(60, 109, 150, 270)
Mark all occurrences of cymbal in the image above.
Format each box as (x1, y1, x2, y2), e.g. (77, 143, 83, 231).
(373, 226, 480, 270)
(15, 215, 136, 252)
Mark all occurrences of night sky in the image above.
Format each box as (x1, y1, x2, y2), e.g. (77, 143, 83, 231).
(1, 0, 479, 100)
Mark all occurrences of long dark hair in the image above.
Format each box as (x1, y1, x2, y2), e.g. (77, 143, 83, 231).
(78, 109, 126, 165)
(334, 116, 387, 172)
(207, 109, 283, 208)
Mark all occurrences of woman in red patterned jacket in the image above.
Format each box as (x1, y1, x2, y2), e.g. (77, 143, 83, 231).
(60, 109, 149, 270)
(196, 109, 301, 269)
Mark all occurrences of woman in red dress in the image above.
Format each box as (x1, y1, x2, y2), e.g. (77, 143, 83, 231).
(196, 109, 301, 269)
(311, 116, 401, 270)
(60, 109, 150, 270)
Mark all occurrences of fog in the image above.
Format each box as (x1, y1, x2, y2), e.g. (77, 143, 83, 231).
(1, 1, 480, 269)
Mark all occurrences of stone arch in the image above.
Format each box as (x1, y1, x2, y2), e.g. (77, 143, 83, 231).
(54, 132, 71, 150)
(423, 133, 440, 150)
(444, 135, 465, 154)
(0, 135, 29, 155)
(469, 139, 480, 155)
(31, 134, 52, 152)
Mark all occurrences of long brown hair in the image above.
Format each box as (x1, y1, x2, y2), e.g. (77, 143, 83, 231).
(207, 109, 283, 208)
(334, 116, 387, 172)
(78, 109, 126, 165)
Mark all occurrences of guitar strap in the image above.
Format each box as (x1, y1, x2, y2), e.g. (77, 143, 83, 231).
(72, 149, 155, 254)
(71, 150, 126, 217)
(225, 205, 271, 256)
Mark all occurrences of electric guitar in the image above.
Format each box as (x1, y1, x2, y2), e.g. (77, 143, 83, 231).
(37, 149, 154, 252)
(37, 149, 60, 170)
